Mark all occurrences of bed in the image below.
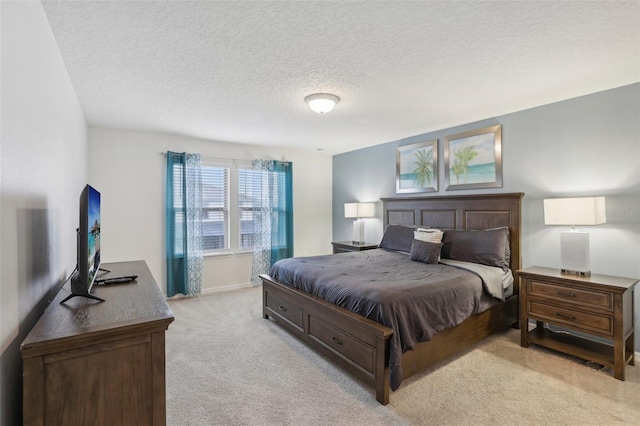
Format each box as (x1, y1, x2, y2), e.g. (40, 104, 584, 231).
(260, 193, 523, 404)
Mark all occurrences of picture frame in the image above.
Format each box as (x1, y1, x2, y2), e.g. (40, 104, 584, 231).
(444, 124, 502, 191)
(396, 139, 438, 193)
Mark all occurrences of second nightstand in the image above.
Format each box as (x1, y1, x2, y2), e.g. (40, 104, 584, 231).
(331, 241, 378, 254)
(519, 266, 637, 380)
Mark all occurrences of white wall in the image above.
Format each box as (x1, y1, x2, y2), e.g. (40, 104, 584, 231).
(88, 127, 333, 294)
(0, 2, 87, 424)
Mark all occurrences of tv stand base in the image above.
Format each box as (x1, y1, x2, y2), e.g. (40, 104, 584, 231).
(59, 271, 105, 304)
(60, 292, 105, 304)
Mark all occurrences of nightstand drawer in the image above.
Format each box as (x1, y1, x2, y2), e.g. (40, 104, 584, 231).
(528, 280, 612, 310)
(528, 301, 613, 336)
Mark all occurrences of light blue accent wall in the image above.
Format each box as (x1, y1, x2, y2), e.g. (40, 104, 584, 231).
(333, 83, 640, 349)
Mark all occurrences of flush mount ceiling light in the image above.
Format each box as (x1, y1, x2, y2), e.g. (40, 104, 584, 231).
(305, 93, 340, 114)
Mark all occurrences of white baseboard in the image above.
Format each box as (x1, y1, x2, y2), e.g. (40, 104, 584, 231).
(201, 282, 254, 295)
(167, 282, 255, 299)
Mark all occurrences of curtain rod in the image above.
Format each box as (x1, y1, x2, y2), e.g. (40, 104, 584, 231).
(160, 152, 289, 164)
(160, 152, 246, 162)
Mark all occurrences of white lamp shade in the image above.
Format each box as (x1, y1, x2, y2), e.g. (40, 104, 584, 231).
(357, 202, 374, 218)
(344, 203, 358, 218)
(543, 197, 606, 226)
(305, 93, 339, 114)
(344, 202, 375, 218)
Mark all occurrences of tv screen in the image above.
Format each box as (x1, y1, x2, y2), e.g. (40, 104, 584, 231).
(80, 184, 101, 292)
(60, 184, 104, 304)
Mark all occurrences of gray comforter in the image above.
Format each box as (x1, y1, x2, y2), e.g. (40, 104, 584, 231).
(269, 248, 501, 391)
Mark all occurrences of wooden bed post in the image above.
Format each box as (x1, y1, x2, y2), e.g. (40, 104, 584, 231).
(375, 335, 390, 404)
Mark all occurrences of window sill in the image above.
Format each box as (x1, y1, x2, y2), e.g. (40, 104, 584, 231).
(203, 250, 232, 258)
(203, 249, 254, 258)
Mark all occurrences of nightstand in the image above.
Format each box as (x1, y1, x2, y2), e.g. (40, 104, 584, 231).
(331, 241, 378, 254)
(518, 266, 637, 380)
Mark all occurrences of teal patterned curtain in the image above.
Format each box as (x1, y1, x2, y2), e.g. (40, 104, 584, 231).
(166, 151, 203, 297)
(251, 160, 293, 284)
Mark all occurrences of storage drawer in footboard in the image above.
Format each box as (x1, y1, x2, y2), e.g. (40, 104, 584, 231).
(309, 315, 375, 374)
(260, 274, 394, 405)
(264, 289, 304, 332)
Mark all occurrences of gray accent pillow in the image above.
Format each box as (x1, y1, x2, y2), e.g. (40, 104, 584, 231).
(379, 224, 418, 253)
(410, 239, 442, 264)
(441, 227, 510, 271)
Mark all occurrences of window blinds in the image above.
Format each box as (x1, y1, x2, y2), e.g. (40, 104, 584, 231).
(201, 165, 230, 251)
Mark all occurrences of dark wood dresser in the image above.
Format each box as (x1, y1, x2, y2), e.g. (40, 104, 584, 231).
(21, 260, 174, 425)
(519, 266, 637, 380)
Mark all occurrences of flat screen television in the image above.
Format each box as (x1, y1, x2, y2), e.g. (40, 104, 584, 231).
(60, 184, 104, 304)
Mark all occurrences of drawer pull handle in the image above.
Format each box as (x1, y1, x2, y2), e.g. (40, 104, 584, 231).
(278, 306, 287, 312)
(331, 337, 343, 345)
(556, 290, 576, 298)
(556, 311, 576, 320)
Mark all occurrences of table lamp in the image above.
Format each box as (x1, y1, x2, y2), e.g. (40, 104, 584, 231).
(344, 202, 375, 244)
(543, 196, 606, 276)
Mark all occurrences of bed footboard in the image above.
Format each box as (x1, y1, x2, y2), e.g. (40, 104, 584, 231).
(261, 274, 394, 404)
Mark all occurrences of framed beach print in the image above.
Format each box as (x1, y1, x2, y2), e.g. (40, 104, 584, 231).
(444, 125, 502, 191)
(396, 139, 438, 193)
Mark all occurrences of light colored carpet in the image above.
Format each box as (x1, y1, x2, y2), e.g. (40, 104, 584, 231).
(166, 286, 640, 426)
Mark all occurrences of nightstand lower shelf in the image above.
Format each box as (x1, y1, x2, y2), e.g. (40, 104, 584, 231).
(527, 327, 633, 369)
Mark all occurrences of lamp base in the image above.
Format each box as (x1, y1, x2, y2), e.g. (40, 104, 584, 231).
(560, 230, 591, 276)
(352, 220, 365, 244)
(561, 269, 591, 277)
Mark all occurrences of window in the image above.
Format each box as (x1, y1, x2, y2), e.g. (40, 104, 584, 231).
(272, 170, 286, 249)
(198, 160, 265, 254)
(170, 163, 186, 256)
(201, 163, 230, 252)
(237, 165, 264, 251)
(237, 167, 254, 250)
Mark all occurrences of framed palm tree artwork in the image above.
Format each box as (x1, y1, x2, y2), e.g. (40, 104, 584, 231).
(444, 124, 502, 191)
(396, 139, 438, 193)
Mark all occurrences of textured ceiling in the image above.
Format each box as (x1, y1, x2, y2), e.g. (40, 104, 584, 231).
(41, 1, 639, 155)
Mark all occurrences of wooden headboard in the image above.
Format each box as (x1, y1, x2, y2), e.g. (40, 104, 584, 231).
(381, 193, 524, 273)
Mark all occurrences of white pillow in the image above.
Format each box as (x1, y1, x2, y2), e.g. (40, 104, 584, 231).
(414, 229, 444, 243)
